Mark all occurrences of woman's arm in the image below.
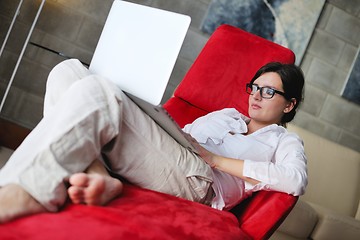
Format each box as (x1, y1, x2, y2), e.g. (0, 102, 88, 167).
(189, 136, 260, 185)
(189, 132, 307, 195)
(242, 133, 307, 195)
(213, 155, 261, 186)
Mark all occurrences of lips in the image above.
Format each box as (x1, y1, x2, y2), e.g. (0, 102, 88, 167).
(251, 103, 261, 110)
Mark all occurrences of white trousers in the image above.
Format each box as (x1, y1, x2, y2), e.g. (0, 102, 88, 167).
(0, 59, 213, 211)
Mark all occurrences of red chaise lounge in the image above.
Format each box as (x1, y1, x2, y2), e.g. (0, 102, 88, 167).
(0, 25, 297, 240)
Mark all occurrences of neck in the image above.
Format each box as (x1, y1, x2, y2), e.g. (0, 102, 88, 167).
(247, 120, 274, 134)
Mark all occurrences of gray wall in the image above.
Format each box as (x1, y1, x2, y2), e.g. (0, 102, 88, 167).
(0, 0, 359, 152)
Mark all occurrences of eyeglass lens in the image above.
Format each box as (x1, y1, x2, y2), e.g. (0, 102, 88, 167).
(247, 84, 275, 99)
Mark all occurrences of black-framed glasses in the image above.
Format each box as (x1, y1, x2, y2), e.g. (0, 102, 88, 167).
(246, 83, 286, 99)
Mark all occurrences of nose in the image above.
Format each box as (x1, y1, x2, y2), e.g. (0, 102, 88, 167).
(252, 88, 262, 100)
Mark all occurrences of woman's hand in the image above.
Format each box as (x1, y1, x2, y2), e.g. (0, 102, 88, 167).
(184, 133, 218, 168)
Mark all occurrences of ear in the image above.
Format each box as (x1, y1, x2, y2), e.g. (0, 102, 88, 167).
(283, 98, 296, 113)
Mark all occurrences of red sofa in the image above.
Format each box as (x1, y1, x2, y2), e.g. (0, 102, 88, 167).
(0, 25, 297, 240)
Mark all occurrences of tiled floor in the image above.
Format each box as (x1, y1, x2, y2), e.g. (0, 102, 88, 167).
(0, 147, 13, 169)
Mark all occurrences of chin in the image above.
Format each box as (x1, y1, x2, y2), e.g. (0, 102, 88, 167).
(248, 109, 259, 119)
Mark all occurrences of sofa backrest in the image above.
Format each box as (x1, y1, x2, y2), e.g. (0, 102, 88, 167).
(288, 124, 360, 218)
(173, 24, 295, 118)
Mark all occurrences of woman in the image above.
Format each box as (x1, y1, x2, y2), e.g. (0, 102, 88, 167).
(0, 60, 307, 222)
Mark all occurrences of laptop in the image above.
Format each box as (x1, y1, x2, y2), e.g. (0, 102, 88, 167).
(89, 0, 198, 153)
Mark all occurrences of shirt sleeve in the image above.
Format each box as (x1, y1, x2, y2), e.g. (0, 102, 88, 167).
(243, 132, 308, 196)
(183, 108, 248, 144)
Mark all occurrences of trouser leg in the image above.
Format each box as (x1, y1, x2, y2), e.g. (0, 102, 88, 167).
(43, 58, 91, 116)
(104, 95, 214, 204)
(0, 59, 213, 211)
(0, 68, 122, 211)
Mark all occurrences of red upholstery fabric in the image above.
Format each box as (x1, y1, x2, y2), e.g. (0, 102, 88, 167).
(231, 191, 298, 239)
(0, 185, 250, 240)
(163, 97, 208, 128)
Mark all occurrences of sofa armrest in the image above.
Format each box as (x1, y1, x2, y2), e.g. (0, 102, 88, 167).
(306, 202, 360, 240)
(231, 191, 298, 240)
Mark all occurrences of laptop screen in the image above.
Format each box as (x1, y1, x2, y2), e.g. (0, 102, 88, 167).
(89, 0, 191, 105)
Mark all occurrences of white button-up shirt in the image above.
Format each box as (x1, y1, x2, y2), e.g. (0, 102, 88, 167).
(183, 108, 307, 210)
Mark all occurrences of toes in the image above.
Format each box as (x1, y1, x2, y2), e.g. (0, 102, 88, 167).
(68, 173, 89, 204)
(69, 173, 89, 187)
(68, 175, 104, 205)
(67, 173, 123, 206)
(68, 186, 84, 204)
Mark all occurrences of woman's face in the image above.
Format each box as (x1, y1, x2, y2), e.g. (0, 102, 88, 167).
(248, 72, 294, 126)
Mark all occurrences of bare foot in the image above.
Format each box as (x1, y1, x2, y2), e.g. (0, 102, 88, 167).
(0, 184, 46, 223)
(68, 173, 123, 206)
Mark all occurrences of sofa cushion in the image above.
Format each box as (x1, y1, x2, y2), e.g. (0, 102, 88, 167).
(310, 210, 360, 240)
(0, 184, 250, 240)
(276, 200, 318, 238)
